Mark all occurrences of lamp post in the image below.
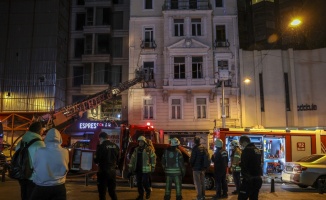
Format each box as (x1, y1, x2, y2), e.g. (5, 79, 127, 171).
(216, 70, 230, 128)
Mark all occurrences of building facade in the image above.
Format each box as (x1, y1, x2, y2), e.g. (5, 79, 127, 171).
(128, 0, 240, 143)
(68, 0, 130, 122)
(240, 48, 326, 128)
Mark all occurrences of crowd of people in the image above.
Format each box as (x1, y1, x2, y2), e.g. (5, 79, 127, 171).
(12, 121, 263, 200)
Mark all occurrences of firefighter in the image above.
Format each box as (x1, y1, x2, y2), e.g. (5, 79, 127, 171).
(161, 138, 185, 200)
(128, 136, 156, 200)
(211, 139, 228, 199)
(230, 140, 242, 195)
(238, 135, 262, 200)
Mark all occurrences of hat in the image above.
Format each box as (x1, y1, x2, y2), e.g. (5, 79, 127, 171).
(170, 138, 180, 146)
(99, 132, 108, 139)
(230, 140, 239, 147)
(138, 136, 147, 142)
(215, 139, 223, 148)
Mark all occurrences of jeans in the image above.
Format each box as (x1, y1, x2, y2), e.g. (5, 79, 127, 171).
(233, 171, 241, 192)
(18, 179, 35, 200)
(193, 170, 205, 199)
(136, 172, 151, 197)
(238, 177, 262, 200)
(29, 184, 66, 200)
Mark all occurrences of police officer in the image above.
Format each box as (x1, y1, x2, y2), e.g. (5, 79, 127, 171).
(238, 136, 262, 200)
(162, 138, 185, 200)
(128, 136, 156, 200)
(211, 139, 228, 199)
(94, 132, 119, 200)
(230, 140, 241, 195)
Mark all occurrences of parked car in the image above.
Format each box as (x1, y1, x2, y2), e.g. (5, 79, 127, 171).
(122, 142, 215, 190)
(281, 154, 326, 193)
(1, 144, 16, 162)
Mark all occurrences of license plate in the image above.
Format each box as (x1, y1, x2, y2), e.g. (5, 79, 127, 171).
(282, 173, 291, 182)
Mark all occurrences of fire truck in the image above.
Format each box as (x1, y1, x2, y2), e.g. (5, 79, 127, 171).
(213, 128, 326, 177)
(0, 68, 158, 172)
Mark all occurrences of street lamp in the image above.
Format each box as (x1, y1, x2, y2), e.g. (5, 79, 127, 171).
(216, 70, 231, 128)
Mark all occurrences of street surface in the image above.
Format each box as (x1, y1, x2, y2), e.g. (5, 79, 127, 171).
(0, 173, 325, 200)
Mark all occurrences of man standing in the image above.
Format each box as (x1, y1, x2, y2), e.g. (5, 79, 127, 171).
(230, 140, 241, 195)
(94, 132, 120, 200)
(238, 136, 262, 200)
(162, 138, 185, 200)
(128, 136, 156, 200)
(190, 136, 208, 200)
(211, 139, 228, 199)
(16, 121, 45, 200)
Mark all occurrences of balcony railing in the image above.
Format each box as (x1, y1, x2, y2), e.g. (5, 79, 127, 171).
(214, 39, 230, 48)
(163, 0, 211, 10)
(140, 41, 157, 49)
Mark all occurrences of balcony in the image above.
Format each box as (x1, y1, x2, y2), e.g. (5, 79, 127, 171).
(214, 40, 230, 48)
(84, 0, 111, 7)
(163, 0, 211, 10)
(82, 54, 110, 63)
(140, 41, 157, 50)
(83, 25, 111, 34)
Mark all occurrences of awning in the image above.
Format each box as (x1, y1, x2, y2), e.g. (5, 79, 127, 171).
(164, 130, 210, 135)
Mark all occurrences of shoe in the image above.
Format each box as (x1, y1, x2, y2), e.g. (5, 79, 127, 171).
(221, 194, 228, 198)
(146, 193, 150, 199)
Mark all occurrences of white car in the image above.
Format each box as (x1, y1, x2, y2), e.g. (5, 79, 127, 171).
(282, 154, 326, 193)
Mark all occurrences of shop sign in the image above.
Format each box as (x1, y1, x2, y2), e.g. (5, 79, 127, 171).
(297, 142, 305, 151)
(79, 122, 112, 130)
(297, 104, 317, 111)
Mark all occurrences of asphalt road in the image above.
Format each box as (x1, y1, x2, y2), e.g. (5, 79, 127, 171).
(0, 173, 325, 200)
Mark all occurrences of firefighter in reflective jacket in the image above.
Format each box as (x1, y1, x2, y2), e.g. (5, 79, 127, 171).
(230, 140, 242, 195)
(162, 138, 185, 200)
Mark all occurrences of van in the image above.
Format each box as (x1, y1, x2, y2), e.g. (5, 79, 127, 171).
(122, 142, 215, 190)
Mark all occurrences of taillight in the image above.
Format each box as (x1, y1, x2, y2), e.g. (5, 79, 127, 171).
(293, 164, 307, 173)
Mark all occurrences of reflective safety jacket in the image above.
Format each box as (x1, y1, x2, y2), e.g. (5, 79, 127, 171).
(162, 146, 185, 176)
(128, 145, 156, 173)
(231, 147, 242, 172)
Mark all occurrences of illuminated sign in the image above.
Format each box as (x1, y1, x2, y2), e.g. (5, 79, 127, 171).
(79, 122, 112, 130)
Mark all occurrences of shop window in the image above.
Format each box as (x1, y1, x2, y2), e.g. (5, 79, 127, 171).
(171, 99, 182, 119)
(192, 56, 203, 79)
(143, 99, 154, 119)
(174, 19, 184, 37)
(191, 18, 202, 36)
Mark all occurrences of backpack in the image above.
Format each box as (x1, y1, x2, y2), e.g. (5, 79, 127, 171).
(203, 148, 211, 168)
(8, 138, 40, 180)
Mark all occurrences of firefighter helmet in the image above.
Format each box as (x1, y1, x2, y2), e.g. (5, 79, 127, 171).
(215, 139, 223, 148)
(170, 138, 180, 146)
(137, 136, 147, 143)
(230, 140, 240, 147)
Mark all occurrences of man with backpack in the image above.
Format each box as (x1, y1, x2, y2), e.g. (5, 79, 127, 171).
(15, 121, 45, 200)
(211, 139, 228, 199)
(190, 136, 209, 200)
(161, 138, 185, 200)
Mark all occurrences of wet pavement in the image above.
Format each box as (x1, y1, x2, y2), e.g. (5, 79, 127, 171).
(0, 173, 325, 200)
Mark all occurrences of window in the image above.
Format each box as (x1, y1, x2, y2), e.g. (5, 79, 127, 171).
(143, 61, 154, 81)
(174, 57, 185, 79)
(85, 34, 92, 54)
(75, 13, 85, 31)
(196, 98, 207, 119)
(94, 63, 110, 84)
(86, 8, 94, 25)
(174, 19, 184, 36)
(171, 99, 181, 119)
(216, 25, 226, 41)
(111, 37, 123, 57)
(96, 7, 110, 26)
(73, 65, 91, 86)
(144, 27, 154, 48)
(144, 0, 153, 9)
(77, 0, 84, 6)
(215, 0, 223, 7)
(191, 18, 202, 36)
(189, 0, 197, 9)
(192, 57, 203, 79)
(74, 38, 84, 58)
(220, 98, 230, 118)
(112, 11, 123, 29)
(144, 99, 154, 119)
(171, 0, 178, 9)
(218, 60, 228, 70)
(96, 34, 110, 54)
(109, 65, 122, 86)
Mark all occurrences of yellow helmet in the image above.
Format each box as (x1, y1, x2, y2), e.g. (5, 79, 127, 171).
(170, 138, 180, 146)
(215, 139, 223, 148)
(137, 136, 147, 142)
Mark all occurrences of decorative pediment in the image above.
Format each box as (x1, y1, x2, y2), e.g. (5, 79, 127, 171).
(167, 38, 210, 53)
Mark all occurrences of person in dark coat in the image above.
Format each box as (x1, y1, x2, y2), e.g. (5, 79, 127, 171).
(94, 132, 120, 200)
(190, 136, 208, 200)
(238, 135, 262, 200)
(211, 139, 228, 199)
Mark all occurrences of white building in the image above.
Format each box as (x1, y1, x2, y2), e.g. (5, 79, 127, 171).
(128, 0, 240, 145)
(240, 48, 326, 128)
